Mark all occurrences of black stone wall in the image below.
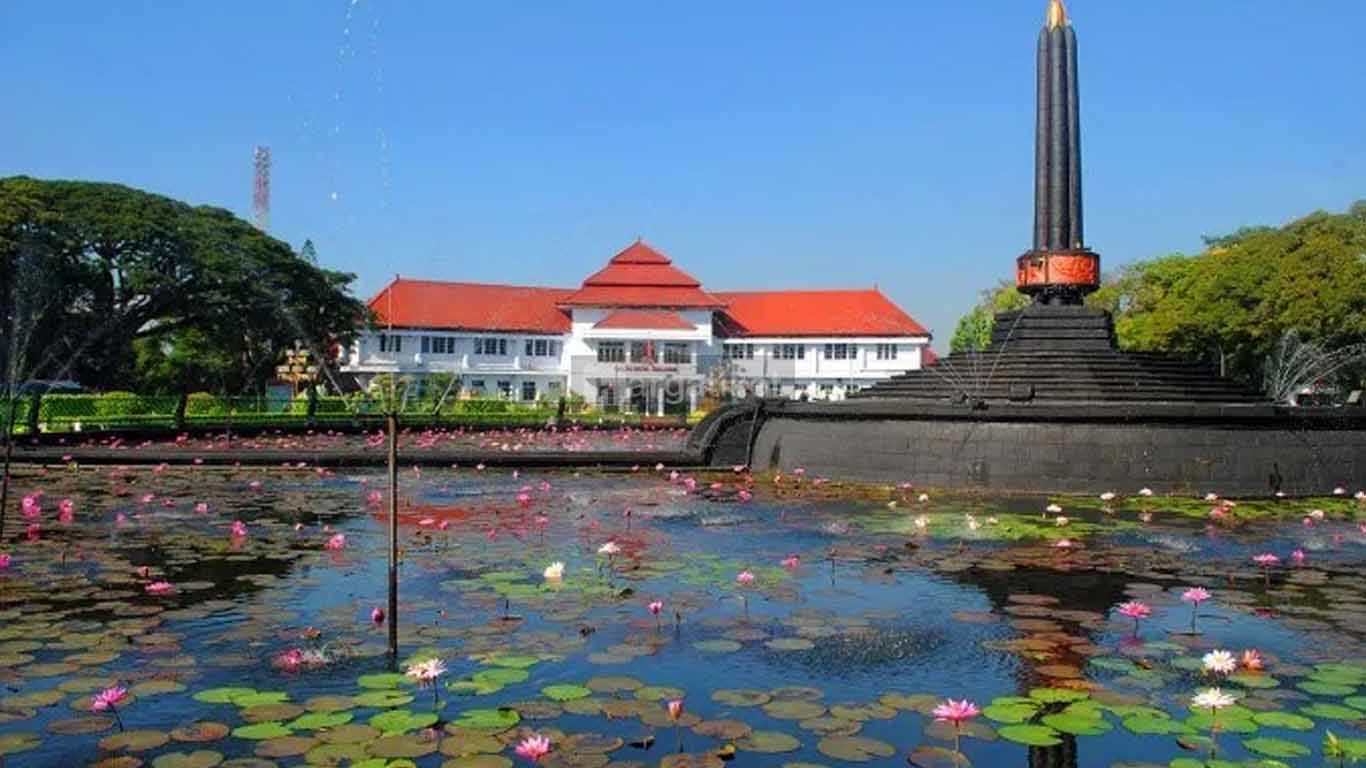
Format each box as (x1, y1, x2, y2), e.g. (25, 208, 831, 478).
(745, 412, 1366, 496)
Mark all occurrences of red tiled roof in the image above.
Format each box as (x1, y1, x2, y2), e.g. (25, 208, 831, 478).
(368, 279, 572, 334)
(560, 240, 725, 308)
(713, 289, 929, 338)
(593, 309, 697, 331)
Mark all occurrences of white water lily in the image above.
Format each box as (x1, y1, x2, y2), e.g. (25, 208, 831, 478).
(1202, 649, 1237, 675)
(1331, 487, 1345, 496)
(913, 515, 929, 530)
(543, 561, 565, 581)
(1045, 503, 1063, 514)
(1191, 687, 1237, 710)
(1054, 516, 1069, 527)
(1099, 492, 1116, 502)
(917, 493, 930, 503)
(1139, 487, 1154, 497)
(598, 542, 621, 556)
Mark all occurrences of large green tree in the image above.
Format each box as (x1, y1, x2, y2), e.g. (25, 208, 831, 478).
(949, 279, 1030, 353)
(0, 176, 369, 394)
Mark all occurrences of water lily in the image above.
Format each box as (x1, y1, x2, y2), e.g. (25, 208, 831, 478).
(1138, 487, 1154, 497)
(1202, 649, 1237, 676)
(781, 554, 800, 570)
(598, 541, 620, 556)
(1099, 491, 1116, 502)
(0, 552, 10, 570)
(917, 493, 930, 503)
(1253, 552, 1279, 588)
(515, 733, 552, 763)
(1045, 503, 1063, 514)
(144, 581, 175, 596)
(932, 698, 980, 757)
(1332, 486, 1346, 495)
(1191, 687, 1237, 759)
(91, 686, 129, 730)
(230, 520, 248, 538)
(1054, 515, 1069, 526)
(736, 570, 755, 586)
(405, 657, 447, 711)
(1291, 548, 1305, 565)
(325, 533, 346, 551)
(1116, 600, 1152, 638)
(1240, 649, 1263, 671)
(1182, 586, 1211, 633)
(667, 698, 686, 750)
(913, 515, 929, 531)
(543, 561, 565, 581)
(371, 607, 385, 625)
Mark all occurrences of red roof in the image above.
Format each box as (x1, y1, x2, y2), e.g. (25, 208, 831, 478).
(368, 279, 571, 334)
(713, 289, 929, 338)
(593, 309, 696, 331)
(560, 241, 724, 308)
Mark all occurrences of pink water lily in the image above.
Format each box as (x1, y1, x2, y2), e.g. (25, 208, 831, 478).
(1116, 600, 1152, 637)
(736, 570, 755, 586)
(515, 733, 552, 763)
(194, 502, 209, 513)
(0, 553, 10, 570)
(325, 533, 346, 551)
(230, 520, 248, 537)
(932, 698, 980, 757)
(144, 581, 175, 595)
(371, 607, 385, 624)
(1182, 586, 1211, 632)
(91, 686, 129, 730)
(781, 554, 800, 569)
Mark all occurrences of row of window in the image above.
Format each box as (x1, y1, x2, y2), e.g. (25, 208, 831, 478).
(595, 341, 691, 364)
(377, 334, 561, 358)
(722, 343, 899, 361)
(464, 380, 559, 401)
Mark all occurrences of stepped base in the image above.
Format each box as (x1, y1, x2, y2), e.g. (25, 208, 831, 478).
(854, 305, 1266, 405)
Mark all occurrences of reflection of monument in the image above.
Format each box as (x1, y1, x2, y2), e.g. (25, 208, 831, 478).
(687, 0, 1366, 494)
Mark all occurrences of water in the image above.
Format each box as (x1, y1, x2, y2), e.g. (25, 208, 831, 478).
(1, 465, 1363, 767)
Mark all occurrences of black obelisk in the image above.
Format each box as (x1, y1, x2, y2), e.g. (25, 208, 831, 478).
(1017, 0, 1100, 305)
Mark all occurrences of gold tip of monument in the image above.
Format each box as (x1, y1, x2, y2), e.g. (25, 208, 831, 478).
(1046, 0, 1069, 29)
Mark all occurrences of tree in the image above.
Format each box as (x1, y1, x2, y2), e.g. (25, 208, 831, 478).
(0, 176, 371, 394)
(949, 280, 1030, 353)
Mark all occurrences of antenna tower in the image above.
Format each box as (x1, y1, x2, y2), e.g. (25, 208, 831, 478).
(253, 146, 271, 231)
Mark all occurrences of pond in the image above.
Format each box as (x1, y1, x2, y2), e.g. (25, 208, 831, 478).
(1, 464, 1364, 767)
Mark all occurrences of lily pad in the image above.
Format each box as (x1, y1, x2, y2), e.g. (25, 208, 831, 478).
(692, 640, 741, 654)
(354, 690, 415, 708)
(1028, 688, 1088, 704)
(711, 689, 771, 707)
(737, 730, 802, 753)
(816, 736, 895, 761)
(290, 711, 354, 730)
(192, 687, 257, 705)
(1241, 737, 1311, 758)
(450, 708, 520, 733)
(231, 722, 294, 740)
(369, 733, 439, 758)
(440, 757, 512, 768)
(1251, 711, 1314, 731)
(369, 709, 438, 734)
(763, 700, 826, 720)
(1121, 715, 1190, 735)
(997, 724, 1061, 747)
(170, 722, 230, 742)
(541, 685, 591, 702)
(907, 745, 970, 768)
(100, 729, 172, 751)
(1301, 702, 1363, 720)
(1041, 712, 1111, 736)
(982, 699, 1039, 724)
(358, 673, 409, 689)
(150, 751, 224, 768)
(0, 732, 40, 755)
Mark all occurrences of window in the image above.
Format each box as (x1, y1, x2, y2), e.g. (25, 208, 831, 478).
(422, 336, 457, 355)
(597, 384, 617, 407)
(876, 343, 898, 360)
(468, 379, 485, 393)
(597, 342, 625, 363)
(521, 381, 537, 401)
(662, 343, 690, 364)
(724, 343, 754, 360)
(496, 380, 512, 398)
(776, 344, 805, 360)
(523, 339, 559, 357)
(378, 334, 402, 353)
(823, 343, 851, 360)
(630, 341, 656, 363)
(474, 338, 507, 356)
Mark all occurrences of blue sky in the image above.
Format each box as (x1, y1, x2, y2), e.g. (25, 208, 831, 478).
(3, 1, 1363, 349)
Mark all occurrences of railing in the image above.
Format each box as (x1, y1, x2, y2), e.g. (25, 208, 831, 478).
(1, 394, 664, 435)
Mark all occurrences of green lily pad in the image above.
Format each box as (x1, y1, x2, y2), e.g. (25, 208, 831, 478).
(354, 690, 415, 708)
(763, 700, 827, 720)
(1229, 674, 1280, 689)
(816, 736, 895, 761)
(712, 689, 771, 707)
(450, 708, 520, 733)
(906, 745, 970, 768)
(1041, 712, 1110, 736)
(693, 639, 742, 654)
(635, 685, 686, 702)
(1122, 715, 1190, 735)
(99, 729, 172, 751)
(997, 724, 1061, 747)
(1028, 688, 1088, 704)
(1251, 711, 1315, 731)
(369, 732, 439, 758)
(289, 711, 354, 730)
(736, 730, 802, 753)
(766, 637, 816, 651)
(982, 699, 1040, 724)
(368, 709, 438, 734)
(1185, 713, 1257, 734)
(485, 654, 540, 669)
(358, 673, 409, 689)
(1242, 737, 1311, 758)
(232, 691, 290, 708)
(1301, 702, 1363, 720)
(0, 732, 40, 755)
(231, 722, 293, 740)
(541, 684, 592, 702)
(1347, 696, 1366, 711)
(192, 687, 257, 705)
(472, 668, 528, 686)
(440, 757, 512, 768)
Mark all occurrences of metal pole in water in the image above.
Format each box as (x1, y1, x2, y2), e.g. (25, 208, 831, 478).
(387, 411, 399, 662)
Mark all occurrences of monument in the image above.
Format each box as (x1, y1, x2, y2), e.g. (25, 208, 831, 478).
(687, 0, 1366, 494)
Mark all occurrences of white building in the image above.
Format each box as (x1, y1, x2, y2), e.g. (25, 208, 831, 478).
(343, 241, 932, 414)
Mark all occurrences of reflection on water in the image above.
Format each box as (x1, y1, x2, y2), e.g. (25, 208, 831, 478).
(0, 465, 1363, 766)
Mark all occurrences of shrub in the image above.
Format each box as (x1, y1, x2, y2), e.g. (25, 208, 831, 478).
(185, 392, 229, 417)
